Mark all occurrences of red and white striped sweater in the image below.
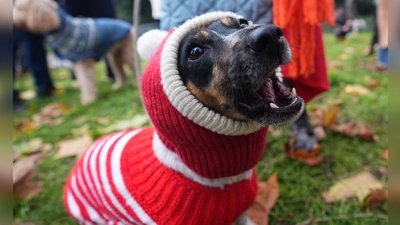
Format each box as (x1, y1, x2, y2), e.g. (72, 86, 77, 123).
(64, 12, 269, 225)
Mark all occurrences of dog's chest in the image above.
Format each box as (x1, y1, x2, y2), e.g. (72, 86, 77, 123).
(64, 128, 258, 224)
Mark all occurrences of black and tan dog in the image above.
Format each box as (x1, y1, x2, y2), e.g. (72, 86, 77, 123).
(177, 16, 320, 155)
(177, 17, 303, 126)
(64, 12, 309, 225)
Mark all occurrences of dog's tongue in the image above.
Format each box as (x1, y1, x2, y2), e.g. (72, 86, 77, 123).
(257, 78, 296, 108)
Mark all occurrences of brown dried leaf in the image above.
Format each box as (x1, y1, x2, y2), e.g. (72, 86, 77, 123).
(309, 106, 330, 126)
(362, 188, 388, 209)
(323, 106, 340, 127)
(322, 171, 386, 203)
(15, 180, 43, 200)
(13, 120, 38, 136)
(328, 60, 343, 69)
(93, 116, 111, 125)
(344, 84, 371, 96)
(367, 79, 380, 88)
(55, 134, 93, 159)
(283, 138, 323, 166)
(330, 120, 378, 141)
(13, 153, 45, 185)
(313, 125, 326, 141)
(32, 102, 69, 126)
(381, 150, 388, 160)
(248, 173, 279, 225)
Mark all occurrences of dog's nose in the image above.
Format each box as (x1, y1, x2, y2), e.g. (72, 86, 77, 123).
(247, 25, 283, 54)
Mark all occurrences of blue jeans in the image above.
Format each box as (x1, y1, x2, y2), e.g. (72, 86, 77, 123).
(377, 47, 388, 69)
(13, 29, 54, 98)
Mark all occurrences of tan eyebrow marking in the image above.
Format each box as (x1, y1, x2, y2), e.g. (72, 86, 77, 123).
(222, 17, 234, 26)
(194, 30, 210, 39)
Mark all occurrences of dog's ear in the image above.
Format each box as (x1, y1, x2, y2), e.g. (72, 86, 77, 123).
(137, 29, 169, 62)
(26, 0, 60, 33)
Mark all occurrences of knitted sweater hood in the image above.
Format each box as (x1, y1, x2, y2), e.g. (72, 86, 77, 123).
(141, 12, 268, 179)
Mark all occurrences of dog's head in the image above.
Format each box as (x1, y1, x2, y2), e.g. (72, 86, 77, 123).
(177, 16, 304, 126)
(13, 0, 60, 33)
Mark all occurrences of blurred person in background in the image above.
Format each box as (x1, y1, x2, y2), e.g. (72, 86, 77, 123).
(13, 30, 56, 112)
(333, 5, 353, 41)
(149, 0, 162, 28)
(376, 0, 388, 70)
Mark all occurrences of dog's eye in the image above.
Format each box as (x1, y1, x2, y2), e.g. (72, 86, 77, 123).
(239, 18, 249, 28)
(189, 47, 204, 60)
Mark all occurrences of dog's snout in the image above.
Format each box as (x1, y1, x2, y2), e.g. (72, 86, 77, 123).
(247, 25, 283, 54)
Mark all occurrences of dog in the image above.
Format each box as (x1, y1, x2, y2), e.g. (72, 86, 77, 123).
(63, 12, 304, 225)
(13, 0, 138, 105)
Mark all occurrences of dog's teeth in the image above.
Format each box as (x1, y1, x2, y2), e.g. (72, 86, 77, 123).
(270, 103, 279, 109)
(288, 88, 297, 99)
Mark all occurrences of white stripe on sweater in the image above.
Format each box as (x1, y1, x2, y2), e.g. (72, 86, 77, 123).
(66, 190, 83, 221)
(98, 131, 142, 224)
(81, 137, 114, 222)
(110, 129, 157, 225)
(152, 132, 253, 188)
(89, 132, 132, 224)
(71, 174, 106, 224)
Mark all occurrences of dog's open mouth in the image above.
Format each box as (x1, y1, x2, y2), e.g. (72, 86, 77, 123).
(235, 70, 304, 126)
(254, 73, 298, 112)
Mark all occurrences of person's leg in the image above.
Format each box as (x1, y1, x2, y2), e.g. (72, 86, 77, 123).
(13, 30, 29, 112)
(22, 32, 55, 97)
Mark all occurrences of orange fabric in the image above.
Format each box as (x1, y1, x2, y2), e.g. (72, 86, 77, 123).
(273, 0, 334, 79)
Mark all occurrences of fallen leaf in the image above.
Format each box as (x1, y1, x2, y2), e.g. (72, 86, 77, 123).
(362, 188, 388, 209)
(13, 153, 45, 185)
(310, 106, 378, 142)
(248, 173, 279, 225)
(380, 150, 388, 160)
(330, 121, 378, 141)
(313, 126, 326, 141)
(55, 134, 93, 159)
(322, 106, 340, 127)
(13, 138, 43, 155)
(322, 172, 386, 204)
(13, 120, 38, 136)
(328, 60, 342, 69)
(40, 102, 68, 117)
(377, 167, 388, 177)
(309, 106, 330, 126)
(32, 102, 69, 126)
(101, 114, 149, 133)
(73, 116, 89, 124)
(20, 90, 36, 100)
(15, 179, 43, 200)
(366, 78, 380, 88)
(268, 127, 283, 137)
(93, 116, 111, 125)
(343, 84, 370, 96)
(71, 125, 90, 137)
(283, 138, 323, 166)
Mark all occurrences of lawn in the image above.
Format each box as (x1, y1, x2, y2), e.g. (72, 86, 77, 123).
(13, 31, 388, 225)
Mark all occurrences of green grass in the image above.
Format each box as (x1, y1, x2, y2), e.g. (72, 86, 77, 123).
(13, 32, 388, 224)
